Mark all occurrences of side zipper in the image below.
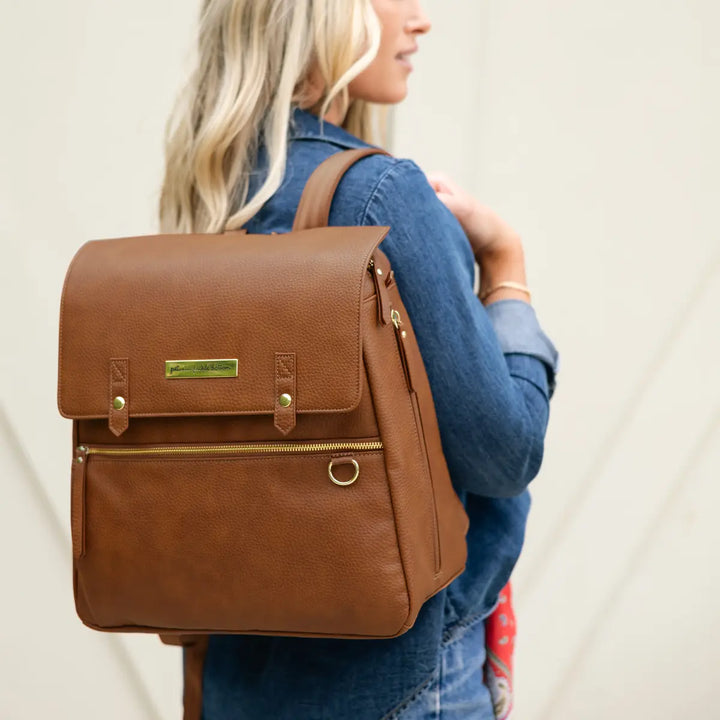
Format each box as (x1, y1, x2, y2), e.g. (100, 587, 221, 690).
(388, 302, 441, 575)
(409, 389, 442, 575)
(368, 256, 392, 325)
(391, 308, 414, 393)
(71, 446, 87, 559)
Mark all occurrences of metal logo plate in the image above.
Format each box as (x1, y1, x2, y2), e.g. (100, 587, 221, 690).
(165, 359, 238, 379)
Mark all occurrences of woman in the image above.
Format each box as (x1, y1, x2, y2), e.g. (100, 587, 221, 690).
(159, 1, 560, 718)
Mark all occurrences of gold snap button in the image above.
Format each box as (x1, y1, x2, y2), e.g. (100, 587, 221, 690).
(279, 393, 292, 407)
(112, 396, 125, 410)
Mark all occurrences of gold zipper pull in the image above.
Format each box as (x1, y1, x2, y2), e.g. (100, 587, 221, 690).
(369, 254, 392, 326)
(391, 309, 413, 392)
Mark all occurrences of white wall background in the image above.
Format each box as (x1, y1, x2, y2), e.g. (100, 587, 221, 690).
(1, 1, 718, 718)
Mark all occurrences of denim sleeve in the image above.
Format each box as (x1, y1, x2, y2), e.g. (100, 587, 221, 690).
(484, 299, 560, 400)
(359, 158, 560, 498)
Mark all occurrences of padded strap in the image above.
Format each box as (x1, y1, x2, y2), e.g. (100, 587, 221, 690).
(292, 147, 391, 231)
(159, 634, 208, 720)
(182, 637, 208, 720)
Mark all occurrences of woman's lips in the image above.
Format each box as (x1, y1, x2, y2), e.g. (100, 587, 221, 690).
(396, 55, 414, 70)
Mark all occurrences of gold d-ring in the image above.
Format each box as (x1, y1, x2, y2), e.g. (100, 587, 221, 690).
(328, 458, 360, 486)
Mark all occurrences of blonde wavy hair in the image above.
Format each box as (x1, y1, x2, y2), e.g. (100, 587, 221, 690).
(159, 0, 388, 234)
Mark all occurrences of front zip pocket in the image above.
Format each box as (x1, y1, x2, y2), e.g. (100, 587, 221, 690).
(78, 439, 383, 458)
(77, 439, 383, 489)
(70, 437, 413, 636)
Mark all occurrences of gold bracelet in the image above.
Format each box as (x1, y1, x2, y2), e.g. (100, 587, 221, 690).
(479, 280, 532, 302)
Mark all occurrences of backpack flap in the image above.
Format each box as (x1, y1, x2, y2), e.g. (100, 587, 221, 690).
(57, 226, 389, 436)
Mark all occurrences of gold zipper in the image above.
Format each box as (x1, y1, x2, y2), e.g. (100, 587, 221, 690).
(77, 440, 383, 458)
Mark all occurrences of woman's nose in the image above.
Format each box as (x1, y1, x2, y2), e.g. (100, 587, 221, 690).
(406, 3, 432, 35)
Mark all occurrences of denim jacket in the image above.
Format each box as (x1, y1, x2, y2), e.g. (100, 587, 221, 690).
(199, 107, 561, 720)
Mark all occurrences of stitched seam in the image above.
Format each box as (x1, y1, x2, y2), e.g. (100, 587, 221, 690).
(290, 135, 372, 151)
(358, 158, 407, 226)
(441, 609, 488, 647)
(275, 353, 295, 431)
(276, 354, 293, 378)
(83, 618, 405, 638)
(111, 359, 126, 383)
(507, 369, 550, 402)
(380, 669, 438, 720)
(445, 586, 462, 621)
(109, 359, 128, 431)
(108, 362, 114, 417)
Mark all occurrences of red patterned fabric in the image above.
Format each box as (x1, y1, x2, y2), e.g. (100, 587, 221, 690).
(483, 580, 516, 719)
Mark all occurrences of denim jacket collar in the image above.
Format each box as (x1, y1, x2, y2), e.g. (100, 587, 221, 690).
(287, 106, 375, 150)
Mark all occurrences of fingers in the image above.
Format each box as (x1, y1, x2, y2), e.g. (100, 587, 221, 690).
(434, 192, 462, 216)
(424, 169, 473, 224)
(426, 176, 449, 194)
(425, 170, 462, 196)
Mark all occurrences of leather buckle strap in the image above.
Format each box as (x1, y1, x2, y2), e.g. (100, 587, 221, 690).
(274, 352, 297, 435)
(109, 357, 129, 436)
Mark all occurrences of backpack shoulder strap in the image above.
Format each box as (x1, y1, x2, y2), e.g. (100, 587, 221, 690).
(292, 146, 391, 231)
(159, 634, 208, 720)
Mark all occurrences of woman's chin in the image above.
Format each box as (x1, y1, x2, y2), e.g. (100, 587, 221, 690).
(368, 84, 409, 105)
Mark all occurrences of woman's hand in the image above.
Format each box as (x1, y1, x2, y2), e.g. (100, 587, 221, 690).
(424, 170, 522, 260)
(424, 169, 531, 305)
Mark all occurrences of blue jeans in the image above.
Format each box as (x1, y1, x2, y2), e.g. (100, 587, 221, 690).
(383, 613, 496, 720)
(197, 607, 497, 720)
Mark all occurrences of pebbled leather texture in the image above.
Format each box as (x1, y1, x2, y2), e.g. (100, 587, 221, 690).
(57, 147, 470, 686)
(57, 225, 388, 421)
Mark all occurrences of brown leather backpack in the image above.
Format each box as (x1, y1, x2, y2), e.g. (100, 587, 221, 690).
(57, 147, 469, 716)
